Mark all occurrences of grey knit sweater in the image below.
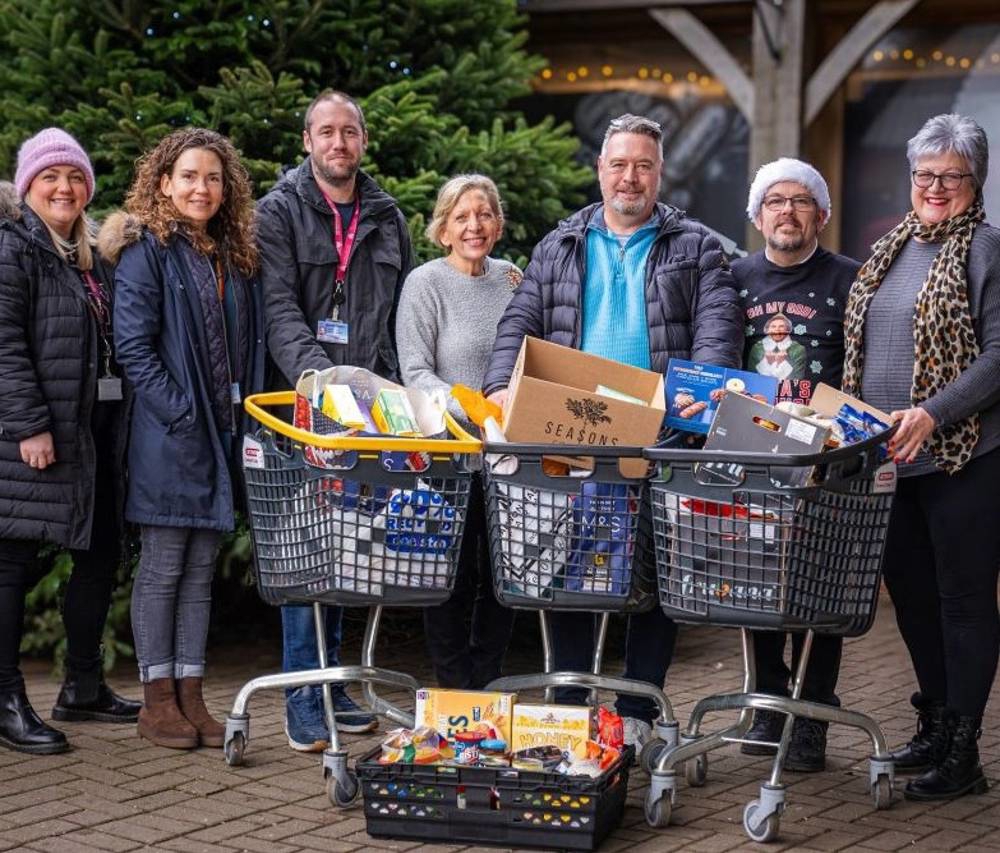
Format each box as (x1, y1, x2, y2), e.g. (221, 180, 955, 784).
(860, 223, 1000, 476)
(396, 256, 519, 423)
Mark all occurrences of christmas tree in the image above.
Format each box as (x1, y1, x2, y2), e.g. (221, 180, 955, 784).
(0, 0, 591, 261)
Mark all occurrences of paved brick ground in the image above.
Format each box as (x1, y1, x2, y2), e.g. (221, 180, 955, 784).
(4, 593, 999, 852)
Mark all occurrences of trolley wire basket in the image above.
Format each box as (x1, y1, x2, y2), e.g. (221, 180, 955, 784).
(483, 444, 657, 612)
(644, 428, 896, 636)
(241, 391, 482, 608)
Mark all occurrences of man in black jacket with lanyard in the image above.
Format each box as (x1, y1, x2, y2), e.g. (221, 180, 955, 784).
(257, 90, 414, 751)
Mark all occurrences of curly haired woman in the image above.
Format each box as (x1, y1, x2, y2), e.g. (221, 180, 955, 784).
(100, 128, 264, 749)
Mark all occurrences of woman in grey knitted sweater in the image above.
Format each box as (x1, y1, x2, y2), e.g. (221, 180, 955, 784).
(396, 175, 521, 688)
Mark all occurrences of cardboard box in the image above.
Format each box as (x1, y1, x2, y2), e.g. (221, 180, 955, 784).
(810, 383, 890, 423)
(414, 689, 516, 743)
(510, 703, 594, 758)
(665, 358, 778, 435)
(502, 337, 666, 477)
(703, 393, 831, 487)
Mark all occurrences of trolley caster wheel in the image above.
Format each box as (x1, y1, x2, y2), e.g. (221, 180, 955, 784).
(743, 801, 780, 843)
(327, 770, 360, 808)
(685, 752, 708, 787)
(871, 774, 893, 810)
(644, 792, 673, 828)
(640, 738, 667, 774)
(224, 732, 246, 767)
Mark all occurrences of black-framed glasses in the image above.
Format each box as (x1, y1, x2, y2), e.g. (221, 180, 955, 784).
(762, 194, 816, 212)
(911, 169, 973, 190)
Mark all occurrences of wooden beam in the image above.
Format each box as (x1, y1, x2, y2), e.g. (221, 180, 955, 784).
(522, 0, 749, 11)
(649, 8, 754, 121)
(804, 0, 922, 125)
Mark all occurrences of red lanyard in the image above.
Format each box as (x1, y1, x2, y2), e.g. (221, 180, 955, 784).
(322, 193, 360, 285)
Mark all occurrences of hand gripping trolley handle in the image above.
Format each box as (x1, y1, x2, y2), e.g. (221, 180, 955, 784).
(225, 391, 481, 807)
(640, 426, 898, 842)
(480, 442, 679, 755)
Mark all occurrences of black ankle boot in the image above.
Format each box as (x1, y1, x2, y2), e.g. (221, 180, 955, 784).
(0, 690, 69, 754)
(888, 692, 948, 773)
(52, 668, 141, 723)
(904, 714, 989, 801)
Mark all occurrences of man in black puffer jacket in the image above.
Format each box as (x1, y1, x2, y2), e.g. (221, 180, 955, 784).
(257, 90, 414, 750)
(484, 114, 743, 749)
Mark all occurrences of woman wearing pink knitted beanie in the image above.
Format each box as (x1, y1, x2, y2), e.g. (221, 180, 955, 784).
(0, 127, 140, 756)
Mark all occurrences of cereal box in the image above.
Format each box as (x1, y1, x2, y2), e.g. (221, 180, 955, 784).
(414, 689, 516, 744)
(510, 703, 594, 759)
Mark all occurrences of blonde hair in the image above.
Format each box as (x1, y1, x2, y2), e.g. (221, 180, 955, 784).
(27, 202, 95, 271)
(425, 174, 505, 250)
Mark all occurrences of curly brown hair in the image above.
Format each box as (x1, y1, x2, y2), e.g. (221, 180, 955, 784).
(124, 127, 258, 275)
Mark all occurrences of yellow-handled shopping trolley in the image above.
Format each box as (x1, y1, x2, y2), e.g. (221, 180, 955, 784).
(223, 392, 480, 806)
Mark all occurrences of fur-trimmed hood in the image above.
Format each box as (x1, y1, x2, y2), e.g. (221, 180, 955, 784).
(0, 181, 22, 223)
(97, 210, 144, 265)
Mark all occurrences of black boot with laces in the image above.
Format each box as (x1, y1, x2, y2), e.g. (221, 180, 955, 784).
(888, 692, 949, 773)
(904, 714, 989, 801)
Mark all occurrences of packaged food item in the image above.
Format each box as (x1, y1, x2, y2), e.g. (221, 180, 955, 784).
(510, 745, 565, 772)
(414, 689, 516, 744)
(372, 388, 422, 437)
(452, 730, 486, 765)
(378, 726, 452, 764)
(478, 738, 509, 767)
(563, 482, 637, 596)
(511, 703, 594, 758)
(595, 384, 646, 406)
(597, 707, 624, 750)
(320, 384, 368, 430)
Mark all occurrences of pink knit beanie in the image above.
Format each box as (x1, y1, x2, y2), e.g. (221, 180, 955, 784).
(15, 128, 95, 203)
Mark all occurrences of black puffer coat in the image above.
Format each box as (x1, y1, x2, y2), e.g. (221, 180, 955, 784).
(0, 186, 117, 548)
(256, 159, 414, 389)
(483, 203, 744, 394)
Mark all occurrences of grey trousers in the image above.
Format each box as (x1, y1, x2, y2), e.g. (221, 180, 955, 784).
(131, 525, 222, 682)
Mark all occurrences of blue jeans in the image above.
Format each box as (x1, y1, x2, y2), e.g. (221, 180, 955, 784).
(281, 604, 343, 697)
(132, 526, 222, 682)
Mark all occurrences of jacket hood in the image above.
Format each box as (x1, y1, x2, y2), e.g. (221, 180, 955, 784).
(0, 181, 22, 223)
(97, 211, 144, 264)
(274, 158, 400, 218)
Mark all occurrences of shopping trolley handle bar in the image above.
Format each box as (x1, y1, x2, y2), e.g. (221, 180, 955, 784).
(243, 391, 482, 453)
(643, 421, 898, 467)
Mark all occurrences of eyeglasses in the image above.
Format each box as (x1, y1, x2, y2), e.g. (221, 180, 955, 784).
(911, 170, 973, 190)
(762, 195, 816, 212)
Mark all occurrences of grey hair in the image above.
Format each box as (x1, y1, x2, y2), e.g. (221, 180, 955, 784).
(425, 174, 505, 250)
(600, 114, 663, 158)
(907, 113, 989, 189)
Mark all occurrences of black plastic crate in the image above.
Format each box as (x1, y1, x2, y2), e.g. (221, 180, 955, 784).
(358, 746, 633, 851)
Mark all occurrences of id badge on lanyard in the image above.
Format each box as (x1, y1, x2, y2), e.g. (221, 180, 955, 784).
(316, 196, 359, 345)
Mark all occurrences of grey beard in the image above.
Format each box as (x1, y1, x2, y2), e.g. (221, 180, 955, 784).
(610, 197, 645, 217)
(767, 232, 805, 252)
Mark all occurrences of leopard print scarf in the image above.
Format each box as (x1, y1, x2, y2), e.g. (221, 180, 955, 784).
(842, 198, 984, 474)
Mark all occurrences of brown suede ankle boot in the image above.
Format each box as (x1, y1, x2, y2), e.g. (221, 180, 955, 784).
(177, 677, 226, 748)
(137, 678, 198, 749)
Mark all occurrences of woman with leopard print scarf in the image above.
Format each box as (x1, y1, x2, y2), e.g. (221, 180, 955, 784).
(844, 114, 1000, 803)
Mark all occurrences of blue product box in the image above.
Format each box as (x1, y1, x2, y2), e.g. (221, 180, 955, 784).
(665, 359, 779, 435)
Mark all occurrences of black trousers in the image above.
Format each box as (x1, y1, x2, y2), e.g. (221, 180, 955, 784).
(751, 631, 842, 706)
(550, 606, 678, 723)
(881, 447, 1000, 719)
(423, 477, 514, 689)
(0, 411, 121, 692)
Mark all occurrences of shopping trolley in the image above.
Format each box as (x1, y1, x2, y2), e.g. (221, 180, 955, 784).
(480, 442, 679, 753)
(224, 391, 481, 806)
(640, 427, 897, 841)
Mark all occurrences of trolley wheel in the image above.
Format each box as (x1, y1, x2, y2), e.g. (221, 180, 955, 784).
(871, 774, 893, 810)
(685, 752, 708, 787)
(224, 732, 246, 766)
(743, 801, 780, 843)
(644, 790, 672, 828)
(640, 737, 667, 774)
(327, 769, 360, 808)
